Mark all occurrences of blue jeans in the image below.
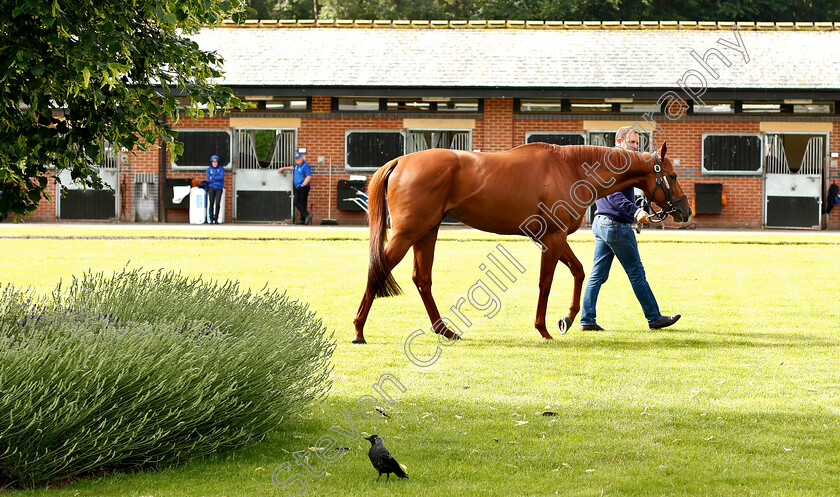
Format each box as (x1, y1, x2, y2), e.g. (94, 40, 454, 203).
(581, 215, 661, 325)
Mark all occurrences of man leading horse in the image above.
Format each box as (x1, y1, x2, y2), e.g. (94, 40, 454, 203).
(353, 134, 692, 343)
(580, 126, 681, 332)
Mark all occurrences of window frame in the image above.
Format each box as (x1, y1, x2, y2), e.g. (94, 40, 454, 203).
(170, 129, 233, 170)
(793, 102, 834, 114)
(405, 128, 473, 154)
(336, 97, 382, 112)
(586, 129, 654, 152)
(344, 129, 407, 171)
(701, 132, 763, 175)
(516, 99, 566, 113)
(233, 127, 298, 170)
(741, 102, 783, 114)
(334, 97, 482, 113)
(693, 101, 735, 114)
(567, 99, 615, 113)
(263, 97, 310, 112)
(432, 98, 482, 113)
(99, 140, 120, 169)
(618, 101, 659, 114)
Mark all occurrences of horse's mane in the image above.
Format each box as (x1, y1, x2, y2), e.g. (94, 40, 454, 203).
(519, 142, 651, 171)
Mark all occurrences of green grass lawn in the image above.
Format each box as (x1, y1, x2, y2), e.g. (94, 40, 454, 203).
(2, 224, 839, 496)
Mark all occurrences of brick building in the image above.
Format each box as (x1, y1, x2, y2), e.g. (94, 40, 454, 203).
(32, 20, 840, 229)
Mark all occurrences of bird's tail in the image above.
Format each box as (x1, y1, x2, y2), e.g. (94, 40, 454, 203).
(394, 465, 408, 479)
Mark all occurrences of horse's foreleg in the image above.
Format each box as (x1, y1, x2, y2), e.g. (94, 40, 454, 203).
(412, 225, 458, 339)
(557, 241, 585, 333)
(534, 235, 563, 340)
(353, 234, 414, 344)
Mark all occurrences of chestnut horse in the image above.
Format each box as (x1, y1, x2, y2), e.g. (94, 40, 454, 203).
(353, 142, 691, 343)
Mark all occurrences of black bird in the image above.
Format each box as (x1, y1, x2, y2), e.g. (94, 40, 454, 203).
(365, 434, 408, 482)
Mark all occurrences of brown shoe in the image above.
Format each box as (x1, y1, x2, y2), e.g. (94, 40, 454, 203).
(581, 323, 605, 331)
(649, 314, 681, 329)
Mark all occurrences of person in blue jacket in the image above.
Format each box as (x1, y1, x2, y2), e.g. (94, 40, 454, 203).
(279, 152, 312, 224)
(580, 126, 681, 331)
(206, 154, 224, 224)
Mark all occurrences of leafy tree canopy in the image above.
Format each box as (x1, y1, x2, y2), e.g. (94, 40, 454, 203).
(245, 0, 840, 21)
(0, 0, 249, 220)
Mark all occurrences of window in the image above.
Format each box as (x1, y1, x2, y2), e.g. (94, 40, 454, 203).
(742, 103, 782, 113)
(235, 129, 296, 169)
(99, 140, 119, 169)
(570, 101, 612, 113)
(588, 131, 653, 152)
(172, 130, 232, 168)
(386, 99, 431, 111)
(518, 99, 565, 112)
(588, 131, 616, 147)
(702, 134, 762, 174)
(764, 133, 825, 175)
(265, 98, 308, 111)
(526, 133, 585, 146)
(407, 130, 470, 153)
(619, 101, 658, 113)
(336, 97, 480, 112)
(346, 131, 405, 169)
(793, 102, 833, 114)
(694, 102, 734, 114)
(338, 98, 380, 111)
(434, 98, 480, 112)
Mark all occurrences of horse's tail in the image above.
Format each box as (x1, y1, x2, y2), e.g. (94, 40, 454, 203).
(367, 157, 402, 298)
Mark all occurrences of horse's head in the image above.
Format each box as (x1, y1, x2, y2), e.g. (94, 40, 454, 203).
(646, 143, 692, 223)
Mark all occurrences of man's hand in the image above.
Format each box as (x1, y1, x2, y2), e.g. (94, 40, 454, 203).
(635, 209, 651, 225)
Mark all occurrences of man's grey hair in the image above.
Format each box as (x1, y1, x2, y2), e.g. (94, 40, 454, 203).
(615, 126, 639, 145)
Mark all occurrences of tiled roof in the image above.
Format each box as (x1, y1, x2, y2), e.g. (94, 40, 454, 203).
(188, 21, 840, 89)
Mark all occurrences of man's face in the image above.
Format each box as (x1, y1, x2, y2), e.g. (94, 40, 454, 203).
(620, 132, 640, 152)
(295, 157, 303, 165)
(211, 160, 219, 167)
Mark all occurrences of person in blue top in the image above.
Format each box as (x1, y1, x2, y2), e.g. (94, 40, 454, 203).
(206, 154, 224, 224)
(279, 152, 312, 224)
(579, 126, 681, 331)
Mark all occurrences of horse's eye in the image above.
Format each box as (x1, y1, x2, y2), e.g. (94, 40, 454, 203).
(669, 174, 678, 180)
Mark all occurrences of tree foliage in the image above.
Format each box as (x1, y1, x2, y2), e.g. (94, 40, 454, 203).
(0, 0, 249, 220)
(244, 0, 321, 19)
(247, 0, 840, 20)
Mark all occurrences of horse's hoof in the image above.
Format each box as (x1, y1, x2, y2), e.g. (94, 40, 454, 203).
(557, 317, 572, 335)
(351, 338, 367, 344)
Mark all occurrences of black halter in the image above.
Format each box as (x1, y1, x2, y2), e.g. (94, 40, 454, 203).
(645, 153, 687, 223)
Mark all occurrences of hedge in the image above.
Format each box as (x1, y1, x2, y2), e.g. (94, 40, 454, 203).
(0, 268, 335, 488)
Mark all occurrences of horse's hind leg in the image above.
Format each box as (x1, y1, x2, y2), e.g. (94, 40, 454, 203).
(557, 240, 584, 334)
(353, 233, 414, 343)
(412, 225, 458, 340)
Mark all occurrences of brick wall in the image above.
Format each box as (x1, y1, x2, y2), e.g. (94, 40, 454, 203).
(22, 173, 57, 221)
(828, 123, 840, 230)
(482, 98, 514, 152)
(299, 97, 400, 225)
(23, 99, 840, 230)
(656, 120, 764, 228)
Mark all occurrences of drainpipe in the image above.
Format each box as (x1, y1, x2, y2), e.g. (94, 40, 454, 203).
(159, 140, 166, 223)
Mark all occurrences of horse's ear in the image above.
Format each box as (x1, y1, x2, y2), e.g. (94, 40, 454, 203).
(659, 142, 668, 160)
